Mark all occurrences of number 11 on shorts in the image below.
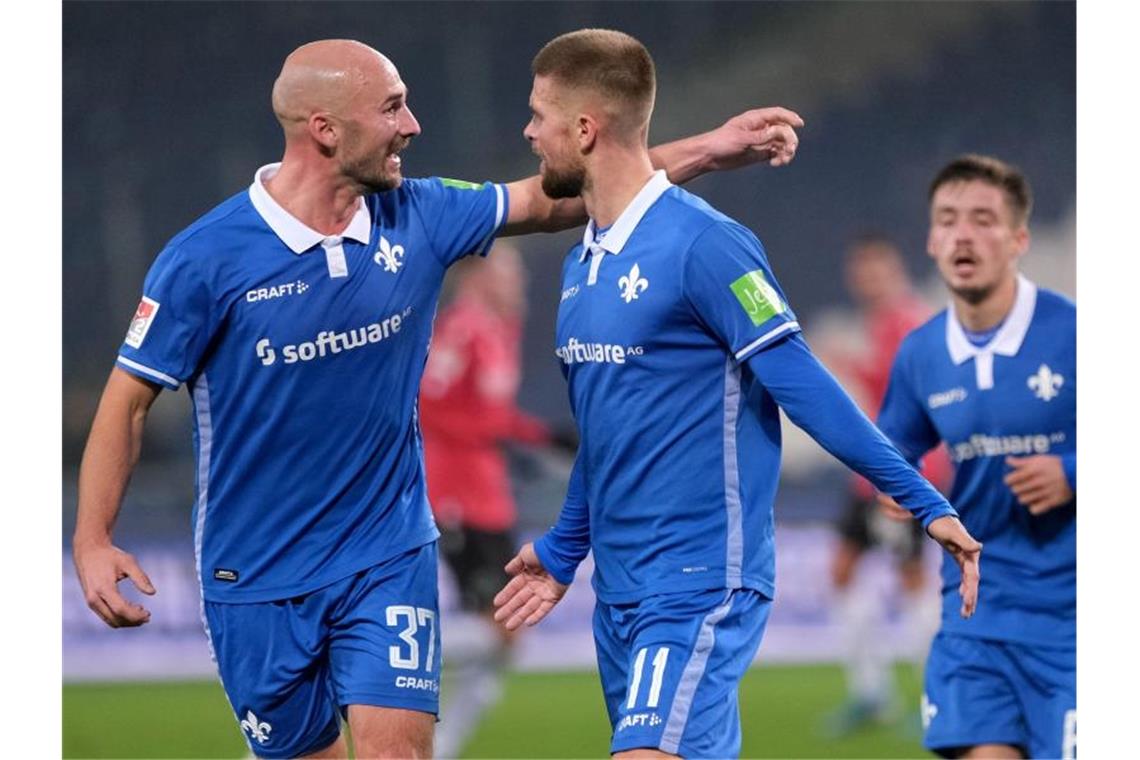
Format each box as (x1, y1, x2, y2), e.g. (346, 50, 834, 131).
(627, 647, 670, 709)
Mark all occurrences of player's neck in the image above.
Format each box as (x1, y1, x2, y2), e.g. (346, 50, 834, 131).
(952, 273, 1019, 332)
(264, 155, 364, 236)
(582, 148, 656, 229)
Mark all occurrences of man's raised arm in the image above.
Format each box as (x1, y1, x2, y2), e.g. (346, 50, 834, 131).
(502, 107, 804, 235)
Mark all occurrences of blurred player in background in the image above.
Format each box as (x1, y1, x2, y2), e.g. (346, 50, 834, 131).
(818, 235, 953, 734)
(493, 29, 981, 759)
(877, 155, 1075, 759)
(70, 37, 805, 759)
(419, 242, 571, 758)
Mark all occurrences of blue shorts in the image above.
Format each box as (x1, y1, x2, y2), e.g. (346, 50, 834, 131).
(593, 587, 771, 757)
(203, 543, 441, 759)
(923, 632, 1076, 759)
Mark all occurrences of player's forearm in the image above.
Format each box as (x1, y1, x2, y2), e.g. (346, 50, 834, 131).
(74, 375, 156, 546)
(533, 456, 590, 584)
(503, 129, 761, 235)
(648, 132, 716, 185)
(748, 335, 956, 528)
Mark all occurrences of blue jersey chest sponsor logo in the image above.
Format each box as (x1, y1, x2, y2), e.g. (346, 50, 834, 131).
(254, 306, 414, 366)
(555, 337, 644, 366)
(949, 431, 1068, 463)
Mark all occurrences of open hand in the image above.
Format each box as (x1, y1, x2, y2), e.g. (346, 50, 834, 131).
(492, 542, 568, 631)
(73, 541, 155, 628)
(925, 515, 982, 619)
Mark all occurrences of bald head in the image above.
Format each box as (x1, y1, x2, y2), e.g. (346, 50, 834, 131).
(272, 39, 395, 130)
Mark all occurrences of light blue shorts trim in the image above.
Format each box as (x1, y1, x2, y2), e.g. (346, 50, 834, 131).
(593, 587, 772, 757)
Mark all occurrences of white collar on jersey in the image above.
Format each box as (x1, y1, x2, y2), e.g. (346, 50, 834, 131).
(945, 273, 1037, 390)
(248, 163, 372, 254)
(578, 170, 673, 262)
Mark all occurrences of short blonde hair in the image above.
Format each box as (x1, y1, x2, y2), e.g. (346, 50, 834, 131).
(532, 29, 655, 133)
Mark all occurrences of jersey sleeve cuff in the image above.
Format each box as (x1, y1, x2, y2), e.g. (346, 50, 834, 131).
(474, 183, 509, 257)
(733, 320, 801, 363)
(533, 534, 578, 586)
(919, 503, 958, 531)
(116, 355, 181, 390)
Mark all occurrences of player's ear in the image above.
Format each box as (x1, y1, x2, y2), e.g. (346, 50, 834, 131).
(1012, 224, 1030, 258)
(308, 112, 340, 151)
(577, 113, 598, 153)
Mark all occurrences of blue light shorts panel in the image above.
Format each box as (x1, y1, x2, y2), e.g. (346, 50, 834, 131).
(203, 542, 441, 758)
(923, 632, 1076, 759)
(593, 587, 772, 758)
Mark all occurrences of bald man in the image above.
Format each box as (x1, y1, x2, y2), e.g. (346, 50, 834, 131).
(71, 38, 802, 759)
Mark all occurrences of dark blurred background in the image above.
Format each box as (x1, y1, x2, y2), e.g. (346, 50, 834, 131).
(62, 0, 1074, 684)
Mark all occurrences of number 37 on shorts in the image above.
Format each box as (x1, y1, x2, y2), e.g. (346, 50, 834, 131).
(386, 604, 438, 690)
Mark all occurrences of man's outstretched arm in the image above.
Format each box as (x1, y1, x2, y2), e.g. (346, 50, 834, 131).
(502, 107, 804, 235)
(73, 368, 160, 628)
(746, 334, 982, 618)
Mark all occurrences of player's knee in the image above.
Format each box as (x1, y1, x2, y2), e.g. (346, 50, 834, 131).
(612, 749, 679, 759)
(831, 548, 860, 587)
(959, 743, 1025, 759)
(352, 733, 432, 759)
(347, 706, 434, 759)
(898, 561, 926, 592)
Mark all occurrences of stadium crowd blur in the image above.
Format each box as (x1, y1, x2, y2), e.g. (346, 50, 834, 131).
(63, 0, 1074, 688)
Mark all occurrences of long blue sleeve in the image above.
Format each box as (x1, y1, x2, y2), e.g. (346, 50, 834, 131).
(533, 453, 591, 585)
(746, 334, 957, 529)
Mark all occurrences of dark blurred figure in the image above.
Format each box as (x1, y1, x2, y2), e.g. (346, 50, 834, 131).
(419, 241, 566, 758)
(818, 236, 952, 735)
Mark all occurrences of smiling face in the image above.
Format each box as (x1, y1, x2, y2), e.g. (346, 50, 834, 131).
(927, 179, 1029, 305)
(523, 75, 587, 198)
(334, 57, 421, 193)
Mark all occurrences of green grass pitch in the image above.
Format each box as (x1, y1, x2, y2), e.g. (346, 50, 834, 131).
(63, 664, 926, 758)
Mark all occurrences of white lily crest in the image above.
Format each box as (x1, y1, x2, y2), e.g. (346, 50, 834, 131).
(618, 263, 649, 303)
(921, 695, 939, 730)
(240, 710, 272, 745)
(374, 236, 405, 273)
(1027, 364, 1063, 401)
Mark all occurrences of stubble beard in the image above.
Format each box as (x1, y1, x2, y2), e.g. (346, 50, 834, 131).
(345, 156, 400, 194)
(540, 162, 586, 199)
(343, 138, 408, 194)
(947, 278, 997, 306)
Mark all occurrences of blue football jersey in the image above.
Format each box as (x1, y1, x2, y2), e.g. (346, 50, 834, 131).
(116, 164, 508, 603)
(552, 171, 801, 604)
(878, 277, 1075, 647)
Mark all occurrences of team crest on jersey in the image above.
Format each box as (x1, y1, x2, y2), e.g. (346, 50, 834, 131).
(619, 263, 649, 303)
(374, 236, 405, 273)
(124, 296, 160, 348)
(1027, 364, 1064, 401)
(240, 710, 272, 745)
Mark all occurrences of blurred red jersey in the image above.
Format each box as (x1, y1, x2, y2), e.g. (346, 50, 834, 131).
(849, 295, 952, 496)
(419, 297, 549, 532)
